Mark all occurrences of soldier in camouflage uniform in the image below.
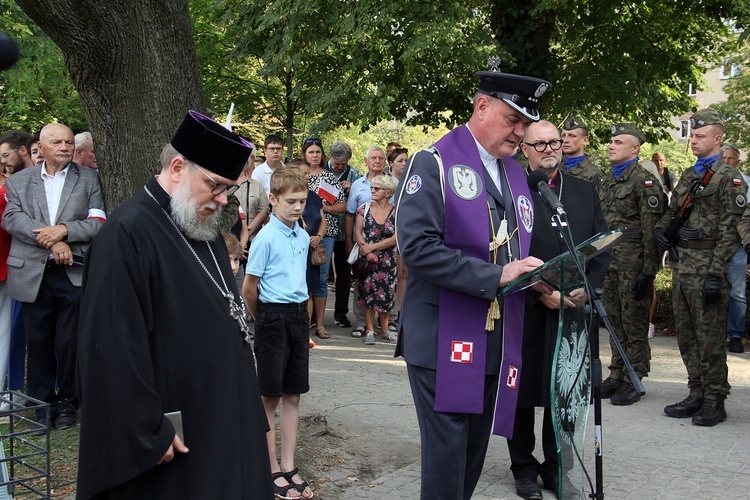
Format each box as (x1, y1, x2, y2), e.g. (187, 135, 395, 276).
(560, 116, 605, 190)
(599, 123, 665, 406)
(655, 109, 746, 427)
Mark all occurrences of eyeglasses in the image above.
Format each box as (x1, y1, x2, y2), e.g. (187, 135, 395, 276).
(304, 138, 322, 147)
(0, 149, 18, 160)
(265, 146, 283, 152)
(195, 166, 240, 196)
(523, 139, 563, 153)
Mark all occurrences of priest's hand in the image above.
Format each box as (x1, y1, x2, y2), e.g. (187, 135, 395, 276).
(499, 257, 544, 287)
(33, 224, 68, 249)
(540, 290, 576, 310)
(49, 241, 73, 266)
(566, 288, 588, 308)
(157, 435, 189, 465)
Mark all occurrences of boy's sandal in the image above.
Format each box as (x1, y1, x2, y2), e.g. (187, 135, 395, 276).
(315, 327, 330, 339)
(272, 471, 301, 499)
(283, 468, 314, 499)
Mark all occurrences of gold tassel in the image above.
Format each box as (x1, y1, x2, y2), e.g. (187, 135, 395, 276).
(485, 298, 501, 331)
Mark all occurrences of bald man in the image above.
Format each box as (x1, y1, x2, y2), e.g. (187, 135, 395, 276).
(1, 123, 105, 434)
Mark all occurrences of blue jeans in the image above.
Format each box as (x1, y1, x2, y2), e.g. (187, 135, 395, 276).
(726, 247, 747, 340)
(318, 236, 335, 292)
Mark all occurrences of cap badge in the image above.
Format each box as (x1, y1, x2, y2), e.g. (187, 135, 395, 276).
(487, 56, 502, 72)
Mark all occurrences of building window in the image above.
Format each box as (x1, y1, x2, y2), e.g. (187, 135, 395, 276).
(679, 120, 689, 139)
(720, 59, 740, 79)
(688, 83, 696, 96)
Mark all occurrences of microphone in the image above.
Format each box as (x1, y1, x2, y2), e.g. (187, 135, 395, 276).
(527, 169, 566, 217)
(0, 32, 19, 71)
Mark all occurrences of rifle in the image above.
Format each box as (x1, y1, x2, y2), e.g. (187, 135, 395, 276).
(662, 162, 720, 261)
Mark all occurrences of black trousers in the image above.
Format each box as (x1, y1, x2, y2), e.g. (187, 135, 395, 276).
(23, 265, 80, 418)
(332, 240, 351, 321)
(408, 363, 499, 500)
(506, 406, 558, 483)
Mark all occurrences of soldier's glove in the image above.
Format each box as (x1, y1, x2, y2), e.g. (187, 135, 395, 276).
(654, 229, 670, 252)
(701, 273, 723, 305)
(631, 273, 655, 300)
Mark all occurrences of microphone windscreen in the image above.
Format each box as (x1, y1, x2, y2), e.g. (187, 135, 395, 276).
(0, 32, 19, 71)
(526, 170, 549, 190)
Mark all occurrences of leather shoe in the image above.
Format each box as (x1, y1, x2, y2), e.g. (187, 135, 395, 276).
(600, 377, 622, 399)
(610, 380, 641, 406)
(54, 412, 78, 430)
(543, 474, 559, 493)
(31, 417, 50, 436)
(692, 399, 727, 427)
(515, 477, 542, 500)
(728, 337, 744, 353)
(664, 395, 703, 418)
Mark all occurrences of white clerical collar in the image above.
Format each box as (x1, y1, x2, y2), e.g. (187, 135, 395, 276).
(465, 124, 502, 193)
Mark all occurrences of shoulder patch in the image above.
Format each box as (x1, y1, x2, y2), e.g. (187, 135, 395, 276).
(447, 165, 482, 201)
(737, 195, 746, 208)
(733, 178, 743, 186)
(405, 174, 422, 195)
(517, 195, 534, 233)
(647, 195, 659, 208)
(644, 179, 654, 187)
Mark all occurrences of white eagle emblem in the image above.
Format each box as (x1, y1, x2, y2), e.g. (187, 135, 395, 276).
(448, 165, 482, 201)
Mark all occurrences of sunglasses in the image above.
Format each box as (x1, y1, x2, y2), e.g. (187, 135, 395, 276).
(393, 148, 408, 155)
(304, 138, 322, 147)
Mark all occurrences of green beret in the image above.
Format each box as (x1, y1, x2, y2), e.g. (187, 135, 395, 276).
(611, 123, 646, 144)
(562, 116, 587, 131)
(690, 109, 724, 129)
(476, 71, 552, 122)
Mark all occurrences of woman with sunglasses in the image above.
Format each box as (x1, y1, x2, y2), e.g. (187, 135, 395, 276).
(301, 138, 346, 340)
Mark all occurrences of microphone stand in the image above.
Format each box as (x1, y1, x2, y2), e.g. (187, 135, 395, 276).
(546, 207, 642, 500)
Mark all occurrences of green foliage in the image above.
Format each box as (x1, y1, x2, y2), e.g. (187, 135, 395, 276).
(0, 0, 85, 132)
(712, 41, 750, 153)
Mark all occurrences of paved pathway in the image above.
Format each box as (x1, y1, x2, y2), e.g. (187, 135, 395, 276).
(302, 298, 750, 499)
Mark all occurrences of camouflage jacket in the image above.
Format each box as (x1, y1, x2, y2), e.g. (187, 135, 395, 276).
(657, 160, 746, 276)
(600, 163, 665, 273)
(561, 156, 605, 192)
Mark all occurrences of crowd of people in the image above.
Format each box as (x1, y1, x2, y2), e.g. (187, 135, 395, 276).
(0, 66, 748, 500)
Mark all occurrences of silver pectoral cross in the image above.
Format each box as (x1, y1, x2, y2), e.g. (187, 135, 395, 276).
(225, 292, 252, 343)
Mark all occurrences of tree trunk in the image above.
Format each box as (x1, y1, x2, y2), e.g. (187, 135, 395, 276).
(14, 0, 204, 209)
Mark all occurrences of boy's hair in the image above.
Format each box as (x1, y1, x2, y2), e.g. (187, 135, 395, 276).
(264, 134, 283, 148)
(221, 230, 243, 257)
(270, 167, 308, 196)
(285, 158, 308, 168)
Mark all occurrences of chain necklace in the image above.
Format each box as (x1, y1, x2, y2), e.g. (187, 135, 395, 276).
(144, 186, 251, 343)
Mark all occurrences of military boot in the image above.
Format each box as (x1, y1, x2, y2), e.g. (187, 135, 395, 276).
(664, 395, 703, 418)
(600, 377, 623, 399)
(692, 399, 727, 427)
(611, 380, 641, 405)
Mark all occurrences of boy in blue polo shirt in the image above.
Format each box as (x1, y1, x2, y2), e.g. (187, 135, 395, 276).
(243, 168, 313, 499)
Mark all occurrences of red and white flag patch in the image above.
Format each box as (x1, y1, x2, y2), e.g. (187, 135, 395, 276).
(733, 178, 743, 186)
(450, 341, 474, 364)
(506, 365, 518, 389)
(644, 180, 653, 187)
(87, 208, 107, 223)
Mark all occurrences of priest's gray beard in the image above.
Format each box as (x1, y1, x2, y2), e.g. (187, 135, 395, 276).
(170, 178, 221, 241)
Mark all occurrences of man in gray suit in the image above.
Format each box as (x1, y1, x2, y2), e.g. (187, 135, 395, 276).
(395, 67, 551, 499)
(2, 123, 105, 432)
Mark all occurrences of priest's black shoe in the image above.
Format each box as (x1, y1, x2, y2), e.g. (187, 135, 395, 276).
(664, 395, 703, 418)
(543, 475, 559, 493)
(600, 377, 622, 399)
(691, 399, 726, 427)
(30, 417, 50, 436)
(610, 380, 640, 405)
(54, 411, 78, 430)
(515, 477, 542, 500)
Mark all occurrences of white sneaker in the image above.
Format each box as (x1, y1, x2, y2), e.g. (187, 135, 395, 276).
(648, 323, 655, 339)
(351, 326, 365, 338)
(0, 393, 28, 411)
(363, 331, 376, 345)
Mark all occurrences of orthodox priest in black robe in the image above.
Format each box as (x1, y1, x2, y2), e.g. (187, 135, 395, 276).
(76, 111, 273, 499)
(506, 120, 610, 497)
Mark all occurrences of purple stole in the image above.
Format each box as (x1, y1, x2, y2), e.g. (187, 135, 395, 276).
(432, 125, 533, 438)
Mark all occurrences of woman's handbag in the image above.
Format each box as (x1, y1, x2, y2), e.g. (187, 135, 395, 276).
(351, 255, 375, 280)
(310, 244, 327, 266)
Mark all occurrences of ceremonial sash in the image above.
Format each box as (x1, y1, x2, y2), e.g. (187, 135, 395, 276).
(432, 125, 532, 438)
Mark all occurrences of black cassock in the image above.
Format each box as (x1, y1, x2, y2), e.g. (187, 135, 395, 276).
(76, 177, 273, 499)
(518, 172, 610, 408)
